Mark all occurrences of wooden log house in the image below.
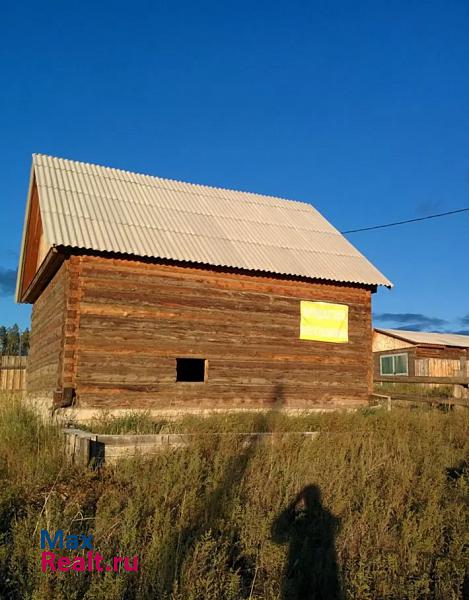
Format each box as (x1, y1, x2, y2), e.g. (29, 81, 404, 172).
(16, 155, 391, 411)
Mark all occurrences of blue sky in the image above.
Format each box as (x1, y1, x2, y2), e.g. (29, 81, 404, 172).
(0, 0, 468, 333)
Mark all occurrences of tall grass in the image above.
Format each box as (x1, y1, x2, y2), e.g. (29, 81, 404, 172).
(374, 382, 455, 398)
(0, 394, 467, 599)
(85, 408, 385, 435)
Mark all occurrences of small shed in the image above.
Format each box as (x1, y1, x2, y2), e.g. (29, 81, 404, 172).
(16, 154, 391, 412)
(373, 329, 469, 395)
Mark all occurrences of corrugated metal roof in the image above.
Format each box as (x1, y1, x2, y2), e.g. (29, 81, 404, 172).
(375, 328, 469, 349)
(30, 154, 392, 287)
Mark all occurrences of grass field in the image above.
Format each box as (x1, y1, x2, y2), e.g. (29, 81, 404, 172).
(0, 395, 467, 599)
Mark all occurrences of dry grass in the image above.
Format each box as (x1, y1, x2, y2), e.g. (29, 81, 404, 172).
(0, 394, 467, 599)
(374, 382, 455, 398)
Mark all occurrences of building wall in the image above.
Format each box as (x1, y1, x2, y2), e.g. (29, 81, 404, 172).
(27, 262, 67, 393)
(415, 345, 467, 361)
(415, 358, 464, 377)
(373, 348, 417, 379)
(372, 331, 414, 352)
(415, 346, 468, 378)
(373, 342, 468, 379)
(29, 254, 375, 409)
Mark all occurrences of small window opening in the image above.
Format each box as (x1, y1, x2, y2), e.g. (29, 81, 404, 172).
(176, 358, 207, 382)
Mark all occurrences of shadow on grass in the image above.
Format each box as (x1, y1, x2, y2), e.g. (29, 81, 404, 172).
(272, 484, 343, 600)
(161, 383, 345, 598)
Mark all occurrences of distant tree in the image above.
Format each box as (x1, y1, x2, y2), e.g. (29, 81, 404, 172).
(0, 326, 7, 355)
(0, 324, 30, 355)
(6, 324, 20, 355)
(20, 328, 30, 356)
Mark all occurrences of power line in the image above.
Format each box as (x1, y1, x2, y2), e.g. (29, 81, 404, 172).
(341, 207, 469, 234)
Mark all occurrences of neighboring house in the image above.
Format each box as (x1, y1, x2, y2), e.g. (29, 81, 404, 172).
(16, 154, 391, 411)
(373, 329, 469, 391)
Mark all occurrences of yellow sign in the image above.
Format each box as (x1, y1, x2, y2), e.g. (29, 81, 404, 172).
(299, 301, 349, 343)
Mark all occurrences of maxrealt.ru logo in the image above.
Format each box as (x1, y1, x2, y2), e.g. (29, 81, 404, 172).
(40, 530, 138, 573)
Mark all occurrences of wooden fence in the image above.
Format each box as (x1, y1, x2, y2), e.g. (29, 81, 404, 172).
(375, 375, 469, 385)
(0, 355, 27, 391)
(374, 373, 469, 408)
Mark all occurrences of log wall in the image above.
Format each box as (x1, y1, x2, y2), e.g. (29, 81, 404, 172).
(29, 254, 375, 409)
(27, 262, 67, 393)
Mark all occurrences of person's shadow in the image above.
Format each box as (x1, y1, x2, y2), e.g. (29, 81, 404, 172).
(272, 484, 344, 600)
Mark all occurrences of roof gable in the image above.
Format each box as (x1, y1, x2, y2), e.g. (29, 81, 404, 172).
(16, 154, 392, 301)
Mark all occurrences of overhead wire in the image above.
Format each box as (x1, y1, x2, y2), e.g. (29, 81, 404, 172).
(341, 207, 469, 234)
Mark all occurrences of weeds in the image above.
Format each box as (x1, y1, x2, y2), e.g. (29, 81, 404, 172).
(0, 394, 467, 599)
(374, 382, 455, 398)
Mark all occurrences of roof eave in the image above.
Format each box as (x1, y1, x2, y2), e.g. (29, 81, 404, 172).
(50, 244, 388, 289)
(15, 162, 36, 303)
(374, 328, 469, 349)
(19, 247, 65, 303)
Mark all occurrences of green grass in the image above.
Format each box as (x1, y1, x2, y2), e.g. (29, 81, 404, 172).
(0, 394, 468, 599)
